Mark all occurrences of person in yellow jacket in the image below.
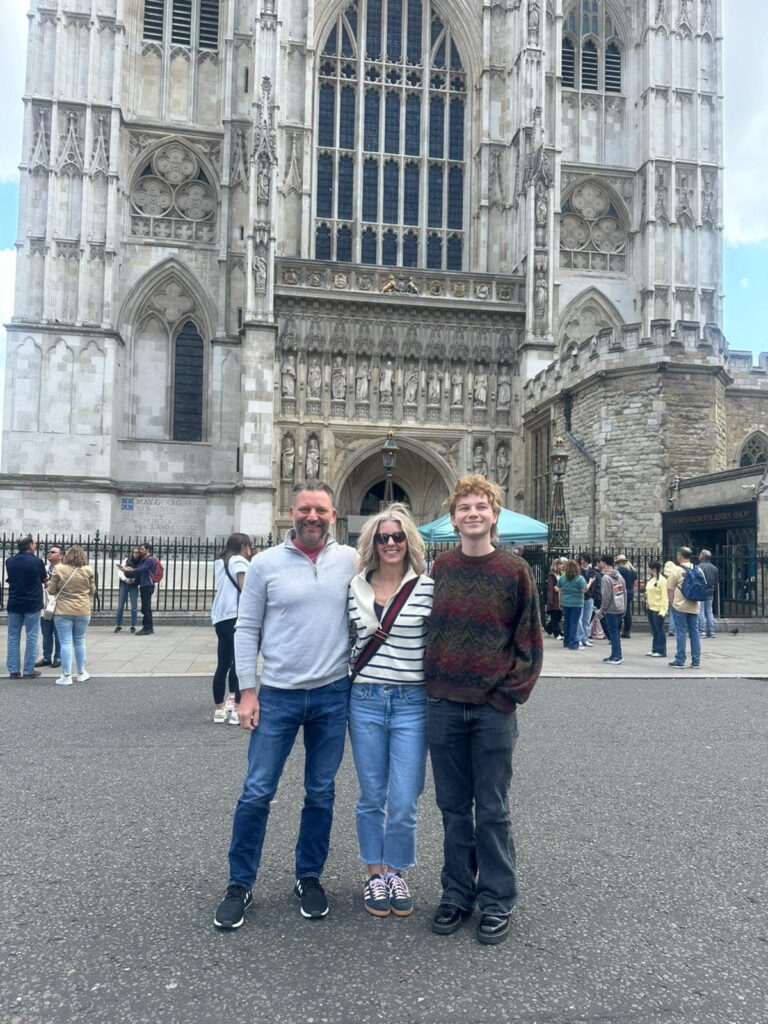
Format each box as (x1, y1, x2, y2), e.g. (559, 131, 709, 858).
(644, 560, 669, 658)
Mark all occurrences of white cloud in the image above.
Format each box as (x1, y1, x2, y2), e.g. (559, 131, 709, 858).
(0, 3, 27, 183)
(739, 278, 750, 288)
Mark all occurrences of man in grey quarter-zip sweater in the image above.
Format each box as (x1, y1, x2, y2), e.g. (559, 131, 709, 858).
(214, 481, 356, 930)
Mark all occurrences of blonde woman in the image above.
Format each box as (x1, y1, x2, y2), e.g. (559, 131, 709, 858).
(347, 503, 434, 918)
(48, 545, 95, 686)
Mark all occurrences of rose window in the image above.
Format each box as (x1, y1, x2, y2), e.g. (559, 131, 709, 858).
(130, 144, 216, 244)
(560, 181, 626, 272)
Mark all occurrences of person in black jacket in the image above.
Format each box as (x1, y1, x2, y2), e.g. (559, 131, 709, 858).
(615, 554, 637, 639)
(5, 535, 47, 679)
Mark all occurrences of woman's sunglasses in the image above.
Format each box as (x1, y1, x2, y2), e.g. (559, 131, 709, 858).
(374, 531, 407, 545)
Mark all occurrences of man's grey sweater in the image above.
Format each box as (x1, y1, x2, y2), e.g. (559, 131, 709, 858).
(234, 532, 357, 692)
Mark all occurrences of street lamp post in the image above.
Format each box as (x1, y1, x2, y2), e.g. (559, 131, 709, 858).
(381, 430, 399, 505)
(549, 435, 570, 553)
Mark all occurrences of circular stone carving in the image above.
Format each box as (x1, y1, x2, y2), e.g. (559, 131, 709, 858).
(591, 216, 625, 252)
(132, 177, 174, 216)
(571, 182, 611, 221)
(154, 144, 198, 185)
(560, 214, 590, 250)
(175, 181, 215, 220)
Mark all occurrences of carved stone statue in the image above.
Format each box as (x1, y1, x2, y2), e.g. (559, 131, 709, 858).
(451, 369, 464, 406)
(254, 252, 267, 293)
(474, 365, 488, 406)
(307, 358, 322, 399)
(404, 366, 419, 404)
(427, 365, 441, 405)
(305, 436, 320, 479)
(472, 442, 488, 477)
(496, 444, 509, 487)
(497, 366, 511, 409)
(281, 354, 296, 397)
(331, 356, 347, 400)
(379, 360, 394, 401)
(355, 361, 370, 402)
(280, 434, 295, 480)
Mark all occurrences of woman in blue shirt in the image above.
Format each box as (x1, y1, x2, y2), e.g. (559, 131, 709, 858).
(556, 560, 588, 652)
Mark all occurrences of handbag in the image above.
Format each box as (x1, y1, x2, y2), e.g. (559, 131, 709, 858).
(43, 566, 80, 619)
(350, 577, 419, 682)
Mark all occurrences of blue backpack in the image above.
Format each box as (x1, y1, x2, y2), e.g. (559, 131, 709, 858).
(680, 564, 708, 602)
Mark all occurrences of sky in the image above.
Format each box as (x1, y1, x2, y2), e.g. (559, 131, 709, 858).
(0, 0, 766, 412)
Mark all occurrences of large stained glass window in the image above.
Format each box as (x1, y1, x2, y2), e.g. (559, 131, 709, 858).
(315, 0, 467, 270)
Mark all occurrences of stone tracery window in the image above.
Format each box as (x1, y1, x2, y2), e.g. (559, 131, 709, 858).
(739, 432, 768, 468)
(130, 143, 216, 244)
(315, 0, 467, 270)
(560, 180, 627, 272)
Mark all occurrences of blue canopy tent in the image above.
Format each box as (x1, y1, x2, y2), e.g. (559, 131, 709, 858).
(418, 508, 549, 545)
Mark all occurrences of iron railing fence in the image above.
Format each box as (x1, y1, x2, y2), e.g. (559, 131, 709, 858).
(2, 535, 766, 620)
(0, 533, 273, 613)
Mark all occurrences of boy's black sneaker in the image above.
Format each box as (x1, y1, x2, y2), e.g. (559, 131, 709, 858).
(477, 913, 511, 945)
(294, 876, 329, 918)
(213, 884, 253, 929)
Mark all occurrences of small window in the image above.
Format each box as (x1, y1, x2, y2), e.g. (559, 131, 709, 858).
(581, 41, 598, 90)
(143, 0, 165, 41)
(171, 0, 192, 45)
(739, 433, 768, 468)
(198, 0, 219, 48)
(562, 37, 575, 88)
(605, 43, 622, 92)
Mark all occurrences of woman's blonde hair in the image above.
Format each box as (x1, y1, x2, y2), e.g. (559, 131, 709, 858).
(549, 557, 565, 574)
(355, 502, 425, 577)
(63, 544, 88, 567)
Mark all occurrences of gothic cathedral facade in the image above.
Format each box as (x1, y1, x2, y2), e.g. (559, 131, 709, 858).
(4, 0, 764, 547)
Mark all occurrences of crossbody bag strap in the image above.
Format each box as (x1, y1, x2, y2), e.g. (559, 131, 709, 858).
(350, 576, 419, 682)
(223, 562, 241, 603)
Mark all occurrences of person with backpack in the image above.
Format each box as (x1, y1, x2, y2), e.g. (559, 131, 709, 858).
(666, 546, 705, 668)
(119, 543, 160, 635)
(596, 555, 627, 665)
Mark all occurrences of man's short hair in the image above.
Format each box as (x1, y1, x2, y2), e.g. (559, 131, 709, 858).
(292, 480, 335, 503)
(600, 553, 614, 566)
(578, 552, 592, 563)
(677, 546, 692, 560)
(699, 549, 711, 559)
(17, 534, 35, 553)
(142, 543, 154, 554)
(446, 474, 503, 519)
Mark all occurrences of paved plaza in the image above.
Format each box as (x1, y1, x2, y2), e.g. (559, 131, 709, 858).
(1, 626, 767, 1024)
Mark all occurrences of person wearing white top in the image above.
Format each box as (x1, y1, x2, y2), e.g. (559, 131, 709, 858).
(347, 503, 434, 919)
(210, 534, 252, 724)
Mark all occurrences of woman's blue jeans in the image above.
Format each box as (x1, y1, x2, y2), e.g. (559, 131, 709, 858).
(646, 609, 667, 656)
(348, 683, 427, 871)
(55, 615, 91, 676)
(562, 606, 582, 650)
(228, 678, 350, 888)
(115, 581, 138, 628)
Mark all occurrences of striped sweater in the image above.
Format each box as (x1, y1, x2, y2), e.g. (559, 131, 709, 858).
(424, 546, 543, 713)
(348, 569, 434, 685)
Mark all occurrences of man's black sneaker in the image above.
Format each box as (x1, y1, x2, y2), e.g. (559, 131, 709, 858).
(135, 628, 154, 636)
(213, 884, 253, 929)
(477, 913, 511, 945)
(294, 876, 329, 918)
(431, 903, 471, 935)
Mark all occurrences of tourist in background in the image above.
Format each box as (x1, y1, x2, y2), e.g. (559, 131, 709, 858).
(5, 535, 47, 680)
(48, 545, 95, 686)
(211, 533, 253, 724)
(114, 546, 142, 634)
(37, 544, 63, 668)
(577, 553, 598, 648)
(544, 558, 565, 639)
(347, 503, 433, 919)
(644, 561, 668, 658)
(597, 555, 627, 665)
(615, 554, 637, 639)
(697, 550, 719, 638)
(556, 559, 588, 652)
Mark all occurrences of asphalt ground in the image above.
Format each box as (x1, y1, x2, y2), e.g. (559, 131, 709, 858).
(2, 670, 767, 1024)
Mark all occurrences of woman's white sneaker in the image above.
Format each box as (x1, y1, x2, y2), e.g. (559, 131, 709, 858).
(77, 671, 91, 682)
(55, 675, 74, 686)
(213, 708, 228, 723)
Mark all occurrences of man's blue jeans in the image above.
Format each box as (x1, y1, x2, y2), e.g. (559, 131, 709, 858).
(577, 597, 594, 644)
(603, 612, 622, 660)
(6, 611, 41, 675)
(41, 614, 61, 662)
(228, 678, 351, 889)
(698, 598, 716, 636)
(672, 609, 701, 666)
(427, 697, 519, 916)
(348, 683, 427, 871)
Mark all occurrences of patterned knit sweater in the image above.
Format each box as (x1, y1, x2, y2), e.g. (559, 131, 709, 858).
(424, 546, 543, 713)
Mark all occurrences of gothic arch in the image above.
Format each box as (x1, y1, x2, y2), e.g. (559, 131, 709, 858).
(557, 287, 624, 353)
(118, 257, 217, 342)
(738, 431, 768, 468)
(313, 0, 483, 81)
